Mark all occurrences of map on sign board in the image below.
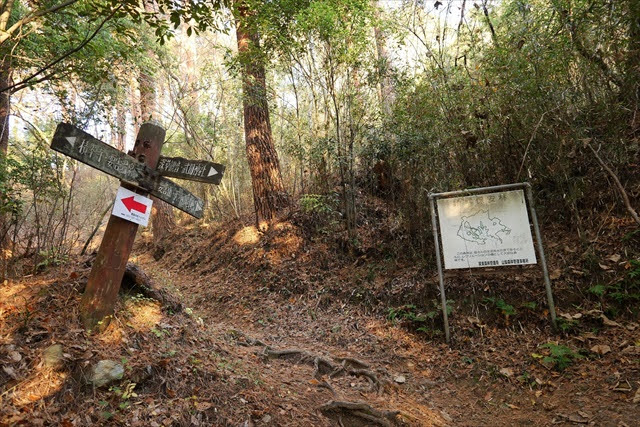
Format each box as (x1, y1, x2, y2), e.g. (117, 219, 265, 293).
(112, 186, 153, 227)
(436, 190, 537, 269)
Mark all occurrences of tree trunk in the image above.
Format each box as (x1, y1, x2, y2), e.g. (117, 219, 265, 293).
(137, 12, 175, 243)
(373, 3, 395, 117)
(235, 3, 288, 231)
(0, 56, 11, 282)
(115, 104, 126, 151)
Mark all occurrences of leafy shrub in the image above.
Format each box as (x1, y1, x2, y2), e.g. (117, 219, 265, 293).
(588, 260, 640, 317)
(534, 343, 583, 371)
(484, 297, 517, 318)
(387, 300, 452, 334)
(299, 194, 334, 215)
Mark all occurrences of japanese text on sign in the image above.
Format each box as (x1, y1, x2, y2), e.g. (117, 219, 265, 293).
(436, 190, 537, 269)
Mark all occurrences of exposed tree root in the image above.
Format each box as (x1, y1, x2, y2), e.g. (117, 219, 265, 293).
(232, 334, 402, 424)
(318, 400, 400, 427)
(121, 263, 183, 313)
(257, 346, 388, 394)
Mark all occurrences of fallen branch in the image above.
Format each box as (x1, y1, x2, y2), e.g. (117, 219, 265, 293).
(318, 400, 400, 427)
(587, 142, 640, 227)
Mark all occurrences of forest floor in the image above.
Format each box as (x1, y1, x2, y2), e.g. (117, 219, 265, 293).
(1, 206, 640, 426)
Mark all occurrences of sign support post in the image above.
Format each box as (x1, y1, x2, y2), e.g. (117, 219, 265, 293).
(429, 182, 557, 343)
(524, 183, 557, 329)
(429, 194, 451, 344)
(50, 121, 225, 331)
(79, 122, 165, 331)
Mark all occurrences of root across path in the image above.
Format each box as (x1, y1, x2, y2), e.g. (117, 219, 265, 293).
(234, 331, 403, 425)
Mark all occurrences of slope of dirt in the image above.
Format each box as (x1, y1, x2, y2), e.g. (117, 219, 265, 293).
(133, 209, 640, 426)
(2, 206, 640, 426)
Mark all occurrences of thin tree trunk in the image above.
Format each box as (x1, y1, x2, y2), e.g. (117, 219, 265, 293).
(235, 3, 288, 231)
(373, 2, 395, 117)
(115, 105, 126, 151)
(0, 55, 11, 282)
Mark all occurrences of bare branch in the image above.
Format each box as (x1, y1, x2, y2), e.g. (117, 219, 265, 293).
(587, 142, 640, 227)
(4, 4, 123, 94)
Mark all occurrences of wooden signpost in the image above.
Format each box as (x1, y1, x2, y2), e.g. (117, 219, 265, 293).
(50, 121, 225, 330)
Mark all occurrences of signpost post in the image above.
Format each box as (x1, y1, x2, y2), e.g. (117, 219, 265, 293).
(50, 122, 224, 331)
(429, 182, 557, 343)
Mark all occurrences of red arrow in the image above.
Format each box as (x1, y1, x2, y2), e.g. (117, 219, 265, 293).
(121, 196, 147, 214)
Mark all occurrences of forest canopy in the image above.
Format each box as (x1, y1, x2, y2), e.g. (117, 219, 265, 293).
(0, 0, 638, 271)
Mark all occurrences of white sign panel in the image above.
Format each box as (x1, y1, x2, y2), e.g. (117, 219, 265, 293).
(112, 186, 152, 227)
(436, 190, 537, 269)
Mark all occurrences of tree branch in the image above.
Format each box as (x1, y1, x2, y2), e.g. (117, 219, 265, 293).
(587, 142, 640, 227)
(0, 0, 79, 45)
(4, 4, 123, 94)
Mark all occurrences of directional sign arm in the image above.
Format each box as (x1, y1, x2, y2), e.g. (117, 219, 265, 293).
(51, 123, 148, 186)
(156, 156, 225, 184)
(150, 176, 204, 219)
(51, 123, 205, 219)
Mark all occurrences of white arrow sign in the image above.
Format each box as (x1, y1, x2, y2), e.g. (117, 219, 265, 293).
(66, 136, 76, 147)
(208, 167, 218, 177)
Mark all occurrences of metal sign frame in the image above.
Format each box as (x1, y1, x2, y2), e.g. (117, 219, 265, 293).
(428, 182, 557, 343)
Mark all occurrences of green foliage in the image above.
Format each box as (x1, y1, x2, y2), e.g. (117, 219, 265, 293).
(557, 318, 580, 334)
(387, 299, 452, 334)
(35, 249, 68, 271)
(536, 343, 583, 371)
(373, 0, 639, 244)
(484, 297, 517, 318)
(299, 194, 334, 215)
(588, 284, 606, 297)
(0, 154, 23, 217)
(587, 260, 640, 316)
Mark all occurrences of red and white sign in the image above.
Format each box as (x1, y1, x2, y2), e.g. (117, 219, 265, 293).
(112, 186, 152, 226)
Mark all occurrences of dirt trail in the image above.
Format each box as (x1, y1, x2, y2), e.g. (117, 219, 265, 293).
(135, 250, 448, 426)
(129, 217, 640, 426)
(2, 216, 638, 426)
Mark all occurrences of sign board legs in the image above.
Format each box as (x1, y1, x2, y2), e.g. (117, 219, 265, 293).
(429, 195, 451, 344)
(524, 183, 557, 329)
(79, 122, 166, 331)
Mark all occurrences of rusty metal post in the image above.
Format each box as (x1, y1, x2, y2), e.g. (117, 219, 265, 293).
(80, 122, 165, 331)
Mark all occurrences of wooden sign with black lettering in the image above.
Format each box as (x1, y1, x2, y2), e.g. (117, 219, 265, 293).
(51, 123, 208, 218)
(157, 156, 225, 185)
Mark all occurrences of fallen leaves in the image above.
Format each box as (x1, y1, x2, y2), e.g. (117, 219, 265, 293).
(590, 345, 611, 355)
(601, 314, 622, 328)
(499, 367, 514, 378)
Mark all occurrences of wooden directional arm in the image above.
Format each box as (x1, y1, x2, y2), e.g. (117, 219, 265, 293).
(51, 123, 204, 218)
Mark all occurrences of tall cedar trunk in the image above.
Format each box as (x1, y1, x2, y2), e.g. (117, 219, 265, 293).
(0, 56, 11, 282)
(139, 68, 175, 243)
(235, 4, 288, 231)
(138, 1, 175, 243)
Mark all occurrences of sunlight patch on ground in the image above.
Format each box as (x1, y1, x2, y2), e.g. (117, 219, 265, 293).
(9, 368, 67, 407)
(122, 299, 163, 332)
(0, 278, 55, 325)
(233, 226, 261, 246)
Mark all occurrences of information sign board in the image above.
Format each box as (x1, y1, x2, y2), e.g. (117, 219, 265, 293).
(436, 190, 537, 270)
